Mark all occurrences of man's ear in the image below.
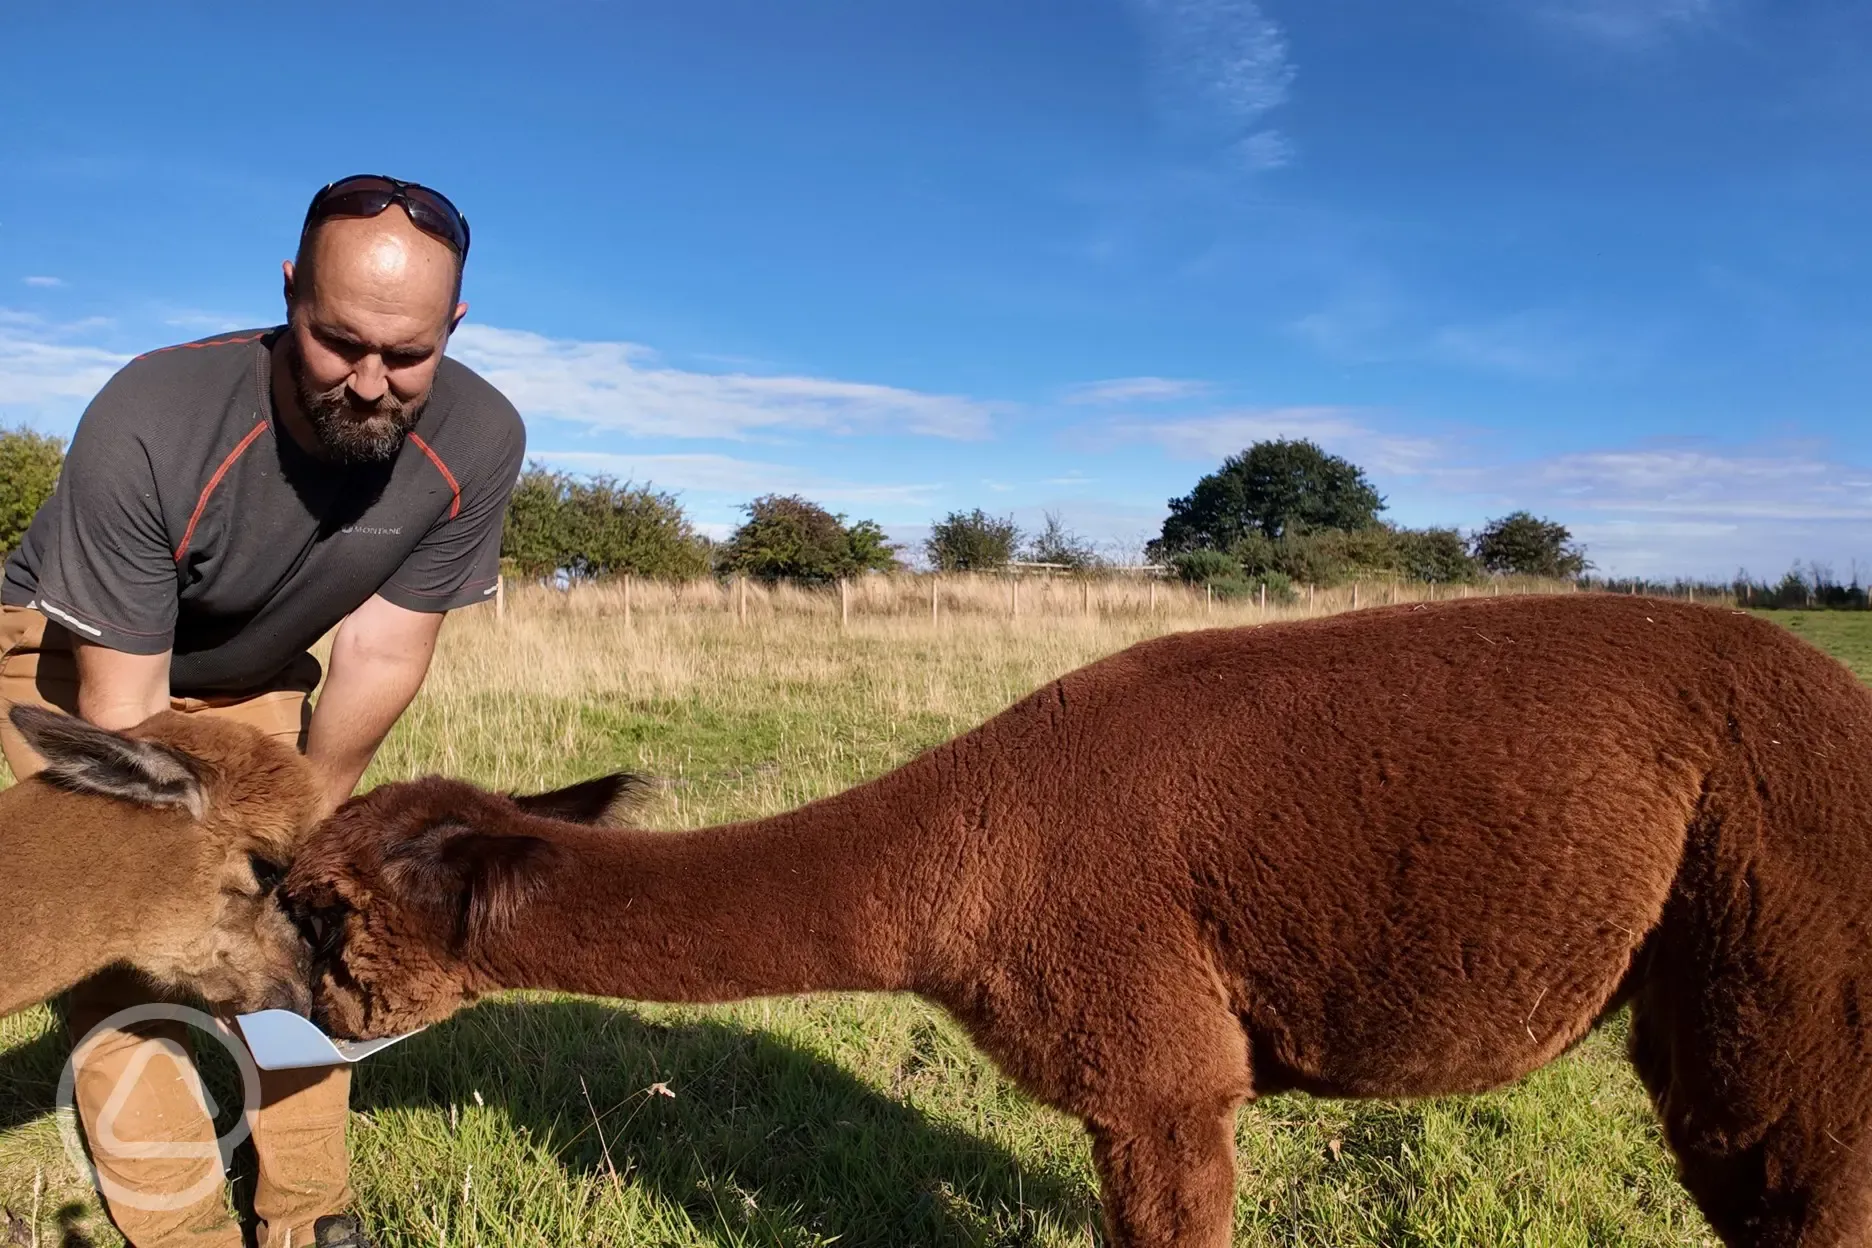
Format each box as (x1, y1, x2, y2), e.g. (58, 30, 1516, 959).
(8, 705, 205, 817)
(448, 300, 468, 334)
(382, 823, 562, 951)
(282, 259, 298, 309)
(508, 772, 649, 827)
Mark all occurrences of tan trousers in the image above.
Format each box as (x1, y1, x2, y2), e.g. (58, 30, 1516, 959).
(0, 605, 351, 1248)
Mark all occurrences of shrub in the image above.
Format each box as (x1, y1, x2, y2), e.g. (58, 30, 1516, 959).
(1472, 511, 1588, 578)
(501, 464, 711, 581)
(1170, 548, 1241, 585)
(926, 509, 1021, 571)
(1395, 526, 1482, 583)
(1023, 511, 1101, 571)
(1256, 570, 1298, 604)
(719, 494, 901, 583)
(0, 425, 63, 555)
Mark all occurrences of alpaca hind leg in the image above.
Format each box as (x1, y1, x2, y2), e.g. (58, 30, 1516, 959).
(1089, 1100, 1239, 1248)
(1630, 994, 1872, 1246)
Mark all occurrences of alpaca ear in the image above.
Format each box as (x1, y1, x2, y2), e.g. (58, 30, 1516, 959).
(383, 823, 562, 950)
(508, 772, 649, 826)
(7, 704, 205, 817)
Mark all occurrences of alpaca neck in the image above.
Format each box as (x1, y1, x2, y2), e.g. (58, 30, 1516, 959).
(475, 788, 945, 1004)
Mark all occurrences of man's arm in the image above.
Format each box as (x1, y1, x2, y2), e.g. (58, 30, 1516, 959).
(73, 643, 171, 731)
(302, 593, 444, 815)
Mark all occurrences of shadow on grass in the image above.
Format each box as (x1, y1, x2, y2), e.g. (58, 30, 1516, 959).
(350, 998, 1093, 1246)
(0, 1020, 70, 1134)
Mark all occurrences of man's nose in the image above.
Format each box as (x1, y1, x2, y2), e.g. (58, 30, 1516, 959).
(348, 357, 388, 403)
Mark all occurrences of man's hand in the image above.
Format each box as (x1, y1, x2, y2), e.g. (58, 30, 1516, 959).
(73, 643, 171, 731)
(303, 594, 444, 816)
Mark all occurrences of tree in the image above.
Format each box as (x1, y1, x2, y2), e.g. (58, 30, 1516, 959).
(0, 426, 63, 555)
(719, 494, 900, 583)
(1153, 439, 1384, 555)
(925, 509, 1021, 572)
(1023, 511, 1100, 571)
(1471, 511, 1588, 578)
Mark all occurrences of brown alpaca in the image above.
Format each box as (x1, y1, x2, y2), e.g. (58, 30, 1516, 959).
(285, 594, 1872, 1247)
(0, 705, 322, 1019)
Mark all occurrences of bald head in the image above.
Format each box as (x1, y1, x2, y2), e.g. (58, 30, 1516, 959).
(294, 207, 461, 322)
(278, 206, 469, 464)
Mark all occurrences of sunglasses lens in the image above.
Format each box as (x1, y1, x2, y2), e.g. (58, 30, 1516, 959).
(314, 187, 397, 221)
(400, 186, 470, 255)
(304, 176, 469, 257)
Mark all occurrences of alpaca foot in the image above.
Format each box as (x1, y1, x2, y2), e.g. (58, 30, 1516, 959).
(1088, 1100, 1239, 1248)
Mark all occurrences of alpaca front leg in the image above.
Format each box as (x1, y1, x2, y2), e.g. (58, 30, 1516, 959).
(1089, 1105, 1239, 1248)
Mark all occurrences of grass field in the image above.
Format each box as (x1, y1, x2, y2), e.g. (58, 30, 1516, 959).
(1, 589, 1859, 1246)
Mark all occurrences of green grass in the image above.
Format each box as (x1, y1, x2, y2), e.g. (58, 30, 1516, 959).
(1756, 609, 1872, 681)
(7, 603, 1870, 1245)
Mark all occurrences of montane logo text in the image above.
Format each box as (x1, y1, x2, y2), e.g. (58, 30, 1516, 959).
(342, 525, 403, 536)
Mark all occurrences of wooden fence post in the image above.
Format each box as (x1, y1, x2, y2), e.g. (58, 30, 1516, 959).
(737, 575, 748, 625)
(1149, 580, 1157, 615)
(1259, 581, 1266, 611)
(1351, 581, 1360, 610)
(623, 573, 633, 628)
(495, 573, 505, 621)
(1308, 583, 1315, 610)
(1011, 576, 1019, 618)
(839, 578, 849, 629)
(930, 574, 938, 623)
(1206, 583, 1213, 614)
(1082, 579, 1090, 617)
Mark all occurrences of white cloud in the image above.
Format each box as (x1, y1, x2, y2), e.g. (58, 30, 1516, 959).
(1062, 376, 1213, 405)
(0, 311, 129, 417)
(1132, 0, 1296, 166)
(1534, 0, 1717, 46)
(22, 276, 64, 288)
(449, 324, 994, 442)
(1519, 447, 1872, 521)
(1402, 442, 1872, 579)
(161, 309, 254, 333)
(528, 450, 942, 508)
(1234, 129, 1294, 171)
(1115, 406, 1448, 475)
(1295, 301, 1633, 380)
(1426, 317, 1595, 380)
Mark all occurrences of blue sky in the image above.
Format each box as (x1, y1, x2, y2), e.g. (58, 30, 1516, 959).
(3, 0, 1868, 579)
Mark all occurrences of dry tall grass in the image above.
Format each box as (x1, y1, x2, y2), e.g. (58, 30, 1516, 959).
(506, 569, 1679, 628)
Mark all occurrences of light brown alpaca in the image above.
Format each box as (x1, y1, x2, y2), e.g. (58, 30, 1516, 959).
(286, 594, 1872, 1247)
(0, 705, 322, 1019)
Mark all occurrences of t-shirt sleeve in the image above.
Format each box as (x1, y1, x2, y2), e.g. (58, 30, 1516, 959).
(27, 372, 179, 653)
(377, 399, 526, 614)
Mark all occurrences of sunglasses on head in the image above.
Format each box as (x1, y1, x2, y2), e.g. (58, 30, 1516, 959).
(299, 174, 471, 260)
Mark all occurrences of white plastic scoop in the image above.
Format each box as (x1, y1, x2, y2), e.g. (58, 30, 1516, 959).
(233, 1010, 425, 1071)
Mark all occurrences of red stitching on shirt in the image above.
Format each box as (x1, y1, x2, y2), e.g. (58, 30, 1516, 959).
(407, 432, 462, 520)
(174, 420, 269, 563)
(134, 332, 268, 362)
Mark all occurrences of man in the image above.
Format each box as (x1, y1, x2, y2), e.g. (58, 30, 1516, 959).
(0, 175, 524, 1248)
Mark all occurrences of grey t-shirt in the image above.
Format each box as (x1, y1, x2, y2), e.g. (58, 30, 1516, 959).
(3, 327, 525, 695)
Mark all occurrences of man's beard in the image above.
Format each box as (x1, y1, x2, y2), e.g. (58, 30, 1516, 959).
(289, 349, 427, 464)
